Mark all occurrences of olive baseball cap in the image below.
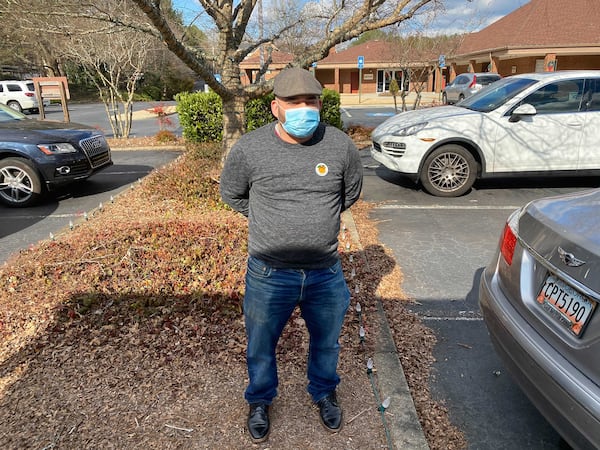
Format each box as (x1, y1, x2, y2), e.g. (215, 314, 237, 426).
(273, 67, 323, 98)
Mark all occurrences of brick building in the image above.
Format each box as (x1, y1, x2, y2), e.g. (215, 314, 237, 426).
(438, 0, 600, 91)
(313, 39, 447, 95)
(239, 0, 600, 95)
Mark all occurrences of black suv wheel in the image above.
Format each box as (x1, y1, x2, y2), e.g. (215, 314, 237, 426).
(0, 157, 43, 207)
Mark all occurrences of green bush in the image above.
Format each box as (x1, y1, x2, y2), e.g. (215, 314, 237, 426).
(245, 93, 275, 132)
(176, 88, 343, 142)
(175, 91, 223, 142)
(135, 85, 162, 102)
(321, 89, 343, 130)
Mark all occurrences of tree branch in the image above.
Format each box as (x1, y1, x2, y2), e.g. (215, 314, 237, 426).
(131, 0, 222, 94)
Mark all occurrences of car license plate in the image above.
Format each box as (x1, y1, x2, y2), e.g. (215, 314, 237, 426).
(536, 274, 597, 337)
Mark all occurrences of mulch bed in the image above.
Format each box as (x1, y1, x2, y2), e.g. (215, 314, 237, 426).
(0, 144, 466, 449)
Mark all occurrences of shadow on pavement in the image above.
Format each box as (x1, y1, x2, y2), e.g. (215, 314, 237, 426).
(374, 166, 420, 190)
(369, 163, 600, 196)
(0, 202, 59, 239)
(1, 164, 154, 240)
(474, 175, 600, 192)
(50, 164, 155, 201)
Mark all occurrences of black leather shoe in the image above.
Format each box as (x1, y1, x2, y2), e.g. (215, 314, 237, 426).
(247, 403, 270, 443)
(316, 391, 343, 432)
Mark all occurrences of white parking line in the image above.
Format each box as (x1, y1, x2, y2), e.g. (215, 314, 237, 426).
(5, 213, 82, 220)
(376, 204, 520, 210)
(100, 170, 151, 175)
(421, 316, 484, 321)
(341, 107, 352, 118)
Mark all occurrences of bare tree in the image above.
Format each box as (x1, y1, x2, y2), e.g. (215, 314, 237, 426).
(67, 25, 152, 137)
(126, 0, 443, 156)
(0, 0, 184, 138)
(389, 77, 400, 113)
(380, 32, 464, 111)
(2, 0, 444, 149)
(0, 12, 53, 77)
(54, 2, 157, 138)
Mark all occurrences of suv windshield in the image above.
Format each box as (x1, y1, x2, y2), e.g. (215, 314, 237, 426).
(459, 77, 538, 112)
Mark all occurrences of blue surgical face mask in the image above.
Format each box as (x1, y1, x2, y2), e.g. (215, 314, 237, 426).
(280, 106, 320, 139)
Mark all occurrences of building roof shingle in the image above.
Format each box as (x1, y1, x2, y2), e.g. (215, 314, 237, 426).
(457, 0, 600, 56)
(318, 38, 459, 67)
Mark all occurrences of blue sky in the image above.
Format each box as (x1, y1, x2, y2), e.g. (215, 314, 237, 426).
(437, 0, 529, 33)
(171, 0, 529, 33)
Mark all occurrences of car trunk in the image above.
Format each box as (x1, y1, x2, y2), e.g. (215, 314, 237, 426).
(501, 190, 600, 387)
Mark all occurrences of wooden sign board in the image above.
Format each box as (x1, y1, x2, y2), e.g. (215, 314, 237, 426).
(32, 76, 71, 121)
(32, 76, 70, 100)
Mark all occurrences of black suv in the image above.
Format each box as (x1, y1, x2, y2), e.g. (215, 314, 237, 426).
(0, 103, 112, 207)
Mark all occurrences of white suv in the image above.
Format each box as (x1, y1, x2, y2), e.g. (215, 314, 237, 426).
(372, 70, 600, 196)
(0, 80, 49, 114)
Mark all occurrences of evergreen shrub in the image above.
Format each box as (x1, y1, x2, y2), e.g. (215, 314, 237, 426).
(175, 91, 223, 142)
(176, 88, 343, 142)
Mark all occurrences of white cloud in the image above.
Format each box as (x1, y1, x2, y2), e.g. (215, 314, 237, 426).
(440, 0, 529, 31)
(171, 0, 529, 35)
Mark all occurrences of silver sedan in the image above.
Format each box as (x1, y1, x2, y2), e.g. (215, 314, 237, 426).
(479, 188, 600, 449)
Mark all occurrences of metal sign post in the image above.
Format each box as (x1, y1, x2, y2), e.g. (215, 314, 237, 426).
(358, 56, 364, 104)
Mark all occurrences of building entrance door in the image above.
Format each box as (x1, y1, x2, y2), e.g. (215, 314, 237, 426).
(351, 71, 359, 93)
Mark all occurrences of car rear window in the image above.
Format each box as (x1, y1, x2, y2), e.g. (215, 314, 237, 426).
(478, 75, 501, 85)
(25, 82, 35, 92)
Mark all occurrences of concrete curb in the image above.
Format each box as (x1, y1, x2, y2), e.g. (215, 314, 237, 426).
(340, 92, 442, 108)
(109, 145, 185, 151)
(373, 301, 430, 449)
(342, 211, 429, 449)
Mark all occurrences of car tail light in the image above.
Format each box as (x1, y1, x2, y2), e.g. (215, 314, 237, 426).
(500, 211, 520, 265)
(469, 75, 477, 88)
(24, 92, 34, 97)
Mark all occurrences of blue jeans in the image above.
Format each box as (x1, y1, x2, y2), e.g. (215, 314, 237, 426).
(243, 256, 350, 405)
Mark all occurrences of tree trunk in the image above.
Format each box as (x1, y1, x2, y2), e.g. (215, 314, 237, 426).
(221, 95, 248, 165)
(413, 92, 422, 110)
(401, 91, 408, 112)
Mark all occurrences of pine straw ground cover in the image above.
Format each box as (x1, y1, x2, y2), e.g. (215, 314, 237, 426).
(0, 141, 466, 449)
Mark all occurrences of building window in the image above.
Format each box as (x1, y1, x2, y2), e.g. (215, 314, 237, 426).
(377, 70, 404, 93)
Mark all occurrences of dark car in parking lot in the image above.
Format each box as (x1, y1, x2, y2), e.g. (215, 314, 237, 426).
(0, 103, 112, 207)
(479, 188, 600, 450)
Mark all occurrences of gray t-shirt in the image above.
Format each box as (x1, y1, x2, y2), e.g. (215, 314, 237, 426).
(220, 122, 363, 269)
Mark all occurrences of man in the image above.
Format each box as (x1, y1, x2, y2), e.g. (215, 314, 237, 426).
(219, 67, 363, 443)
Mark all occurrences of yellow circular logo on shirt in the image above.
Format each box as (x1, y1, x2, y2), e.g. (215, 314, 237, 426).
(315, 163, 328, 176)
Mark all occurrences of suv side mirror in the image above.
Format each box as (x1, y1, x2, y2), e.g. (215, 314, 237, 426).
(509, 103, 537, 122)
